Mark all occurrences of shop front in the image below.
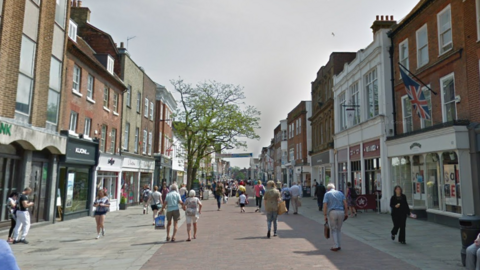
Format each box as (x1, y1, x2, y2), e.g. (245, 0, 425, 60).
(160, 156, 172, 185)
(122, 157, 140, 205)
(386, 126, 473, 226)
(349, 144, 362, 194)
(363, 139, 382, 196)
(336, 149, 348, 193)
(96, 154, 123, 211)
(311, 149, 334, 190)
(58, 136, 98, 221)
(140, 158, 154, 190)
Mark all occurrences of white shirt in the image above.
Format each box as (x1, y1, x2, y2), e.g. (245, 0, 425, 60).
(290, 185, 301, 197)
(179, 187, 187, 196)
(239, 194, 247, 204)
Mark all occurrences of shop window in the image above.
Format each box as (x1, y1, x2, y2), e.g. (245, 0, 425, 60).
(60, 167, 89, 214)
(364, 158, 381, 195)
(442, 152, 461, 214)
(0, 156, 18, 222)
(411, 155, 426, 208)
(440, 73, 456, 122)
(402, 95, 413, 133)
(391, 157, 413, 205)
(437, 5, 453, 55)
(365, 69, 379, 119)
(426, 153, 440, 210)
(338, 162, 347, 193)
(122, 172, 138, 204)
(96, 172, 118, 200)
(351, 160, 362, 194)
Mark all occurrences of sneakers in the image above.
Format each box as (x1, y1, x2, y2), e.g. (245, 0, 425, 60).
(102, 229, 105, 236)
(96, 235, 100, 239)
(267, 230, 271, 239)
(143, 208, 146, 214)
(391, 234, 395, 240)
(273, 232, 277, 237)
(255, 209, 259, 213)
(21, 239, 29, 244)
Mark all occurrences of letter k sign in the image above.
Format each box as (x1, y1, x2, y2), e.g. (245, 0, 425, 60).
(0, 123, 12, 136)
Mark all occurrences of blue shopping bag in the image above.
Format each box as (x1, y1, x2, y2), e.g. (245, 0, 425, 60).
(155, 215, 165, 230)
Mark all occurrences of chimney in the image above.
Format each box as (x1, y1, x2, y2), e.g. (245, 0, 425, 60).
(70, 1, 91, 26)
(120, 42, 124, 48)
(71, 0, 77, 7)
(78, 0, 82, 7)
(371, 15, 396, 35)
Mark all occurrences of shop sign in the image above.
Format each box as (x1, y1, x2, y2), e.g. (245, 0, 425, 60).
(410, 142, 422, 152)
(337, 149, 348, 163)
(363, 139, 380, 158)
(355, 194, 377, 210)
(140, 160, 155, 171)
(63, 137, 97, 165)
(98, 155, 122, 170)
(349, 145, 361, 160)
(123, 158, 140, 168)
(311, 151, 330, 166)
(75, 148, 90, 155)
(0, 122, 12, 136)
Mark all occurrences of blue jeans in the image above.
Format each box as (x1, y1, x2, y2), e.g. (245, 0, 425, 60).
(216, 195, 222, 209)
(266, 211, 278, 233)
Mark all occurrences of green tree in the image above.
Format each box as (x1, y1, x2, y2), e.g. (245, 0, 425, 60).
(172, 79, 260, 189)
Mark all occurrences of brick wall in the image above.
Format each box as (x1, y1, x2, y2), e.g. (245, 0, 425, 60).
(287, 101, 308, 165)
(463, 0, 480, 123)
(143, 73, 156, 157)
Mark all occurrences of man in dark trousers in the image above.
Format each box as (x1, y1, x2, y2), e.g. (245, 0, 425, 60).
(316, 181, 326, 211)
(312, 179, 318, 200)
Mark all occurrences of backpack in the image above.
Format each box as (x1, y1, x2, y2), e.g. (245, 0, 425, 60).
(143, 190, 150, 201)
(259, 185, 265, 196)
(284, 190, 291, 198)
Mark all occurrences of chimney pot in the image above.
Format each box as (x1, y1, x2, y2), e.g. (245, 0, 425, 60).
(120, 42, 124, 48)
(376, 15, 379, 20)
(391, 15, 394, 20)
(72, 0, 77, 7)
(78, 0, 82, 7)
(381, 15, 384, 21)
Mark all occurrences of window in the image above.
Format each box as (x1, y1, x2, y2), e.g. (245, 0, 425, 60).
(148, 132, 152, 155)
(351, 82, 361, 125)
(100, 125, 107, 152)
(421, 86, 433, 128)
(87, 74, 94, 99)
(68, 20, 77, 42)
(365, 69, 379, 118)
(438, 5, 452, 54)
(55, 0, 67, 28)
(158, 132, 163, 152)
(113, 93, 118, 113)
(124, 122, 130, 150)
(143, 130, 147, 154)
(299, 119, 301, 134)
(107, 55, 114, 75)
(416, 25, 429, 68)
(440, 73, 456, 122)
(126, 85, 132, 107)
(72, 65, 81, 92)
(289, 148, 294, 162)
(16, 36, 36, 115)
(399, 39, 409, 71)
(69, 111, 78, 132)
(110, 128, 117, 154)
(150, 102, 154, 120)
(84, 117, 91, 137)
(134, 127, 139, 153)
(402, 96, 413, 133)
(103, 87, 109, 108)
(136, 92, 141, 113)
(144, 98, 149, 117)
(299, 142, 302, 159)
(47, 57, 62, 124)
(477, 0, 480, 40)
(339, 92, 346, 131)
(296, 144, 299, 160)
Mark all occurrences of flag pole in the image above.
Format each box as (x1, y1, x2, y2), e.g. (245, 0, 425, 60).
(398, 63, 437, 95)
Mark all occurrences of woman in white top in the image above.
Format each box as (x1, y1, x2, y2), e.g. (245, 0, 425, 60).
(148, 186, 163, 225)
(93, 190, 110, 239)
(183, 190, 202, 241)
(6, 192, 18, 243)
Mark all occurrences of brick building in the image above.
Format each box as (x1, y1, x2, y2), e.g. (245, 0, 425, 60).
(285, 101, 312, 194)
(310, 52, 355, 191)
(0, 0, 69, 226)
(386, 0, 480, 226)
(273, 120, 288, 183)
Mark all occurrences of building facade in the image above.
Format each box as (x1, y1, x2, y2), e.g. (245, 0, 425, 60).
(387, 0, 480, 226)
(333, 17, 396, 211)
(0, 0, 70, 226)
(310, 52, 356, 191)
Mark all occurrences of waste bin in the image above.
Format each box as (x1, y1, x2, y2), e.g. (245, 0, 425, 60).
(459, 216, 480, 266)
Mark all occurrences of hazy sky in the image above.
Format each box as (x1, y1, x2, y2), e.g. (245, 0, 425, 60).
(83, 0, 419, 168)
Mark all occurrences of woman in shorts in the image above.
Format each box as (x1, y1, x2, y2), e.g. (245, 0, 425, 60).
(148, 186, 163, 225)
(184, 190, 202, 241)
(93, 189, 110, 239)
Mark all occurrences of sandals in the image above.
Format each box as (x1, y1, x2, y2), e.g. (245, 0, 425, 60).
(171, 238, 175, 242)
(166, 236, 170, 242)
(186, 239, 191, 242)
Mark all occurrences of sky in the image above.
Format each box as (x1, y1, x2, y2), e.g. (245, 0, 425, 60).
(83, 0, 419, 168)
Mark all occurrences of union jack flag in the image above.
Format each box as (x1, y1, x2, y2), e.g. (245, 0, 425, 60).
(399, 66, 431, 120)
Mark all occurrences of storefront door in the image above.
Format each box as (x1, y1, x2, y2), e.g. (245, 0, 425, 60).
(0, 158, 17, 222)
(30, 162, 48, 223)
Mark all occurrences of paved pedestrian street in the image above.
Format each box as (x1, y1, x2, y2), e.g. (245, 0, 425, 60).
(3, 188, 463, 270)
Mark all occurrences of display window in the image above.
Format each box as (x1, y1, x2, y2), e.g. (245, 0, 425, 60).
(351, 160, 362, 194)
(96, 172, 118, 199)
(59, 167, 90, 214)
(338, 162, 347, 193)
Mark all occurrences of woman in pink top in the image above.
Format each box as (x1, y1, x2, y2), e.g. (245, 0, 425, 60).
(254, 181, 265, 213)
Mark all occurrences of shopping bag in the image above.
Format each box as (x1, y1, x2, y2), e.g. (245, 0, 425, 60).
(155, 215, 165, 230)
(277, 201, 287, 215)
(324, 222, 330, 239)
(297, 199, 302, 207)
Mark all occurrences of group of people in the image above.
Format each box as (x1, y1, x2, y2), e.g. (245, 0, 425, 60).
(6, 187, 34, 244)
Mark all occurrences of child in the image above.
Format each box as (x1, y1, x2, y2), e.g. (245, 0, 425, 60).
(239, 192, 247, 213)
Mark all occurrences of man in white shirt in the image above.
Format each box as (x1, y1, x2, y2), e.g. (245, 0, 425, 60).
(289, 182, 301, 215)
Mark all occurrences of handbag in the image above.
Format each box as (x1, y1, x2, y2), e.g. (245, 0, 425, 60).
(324, 222, 330, 239)
(155, 215, 165, 230)
(277, 201, 287, 215)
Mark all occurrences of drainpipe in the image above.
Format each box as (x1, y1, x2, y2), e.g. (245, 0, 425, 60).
(388, 35, 397, 136)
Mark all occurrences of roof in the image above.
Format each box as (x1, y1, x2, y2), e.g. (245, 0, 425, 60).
(389, 0, 431, 36)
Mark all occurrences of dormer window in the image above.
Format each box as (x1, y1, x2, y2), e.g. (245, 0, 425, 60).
(107, 55, 114, 75)
(68, 20, 77, 42)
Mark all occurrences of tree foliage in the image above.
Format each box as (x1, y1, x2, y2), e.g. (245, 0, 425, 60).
(172, 79, 260, 189)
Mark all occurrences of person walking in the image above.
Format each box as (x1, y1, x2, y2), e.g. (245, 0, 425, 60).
(313, 179, 318, 200)
(264, 181, 281, 238)
(290, 182, 301, 215)
(215, 183, 225, 211)
(390, 185, 413, 244)
(239, 191, 247, 213)
(161, 183, 169, 204)
(93, 189, 110, 239)
(281, 184, 291, 214)
(184, 190, 202, 241)
(346, 182, 357, 216)
(323, 183, 348, 251)
(6, 192, 18, 243)
(12, 187, 34, 244)
(254, 180, 265, 213)
(466, 232, 480, 270)
(160, 184, 184, 242)
(148, 186, 163, 225)
(179, 184, 188, 202)
(142, 185, 151, 215)
(316, 181, 327, 211)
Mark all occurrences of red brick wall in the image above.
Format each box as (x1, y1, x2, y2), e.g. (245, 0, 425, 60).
(463, 0, 480, 123)
(287, 101, 308, 165)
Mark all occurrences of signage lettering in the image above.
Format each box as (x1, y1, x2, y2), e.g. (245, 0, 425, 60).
(75, 148, 90, 155)
(108, 158, 115, 165)
(410, 142, 422, 150)
(350, 149, 360, 156)
(364, 145, 378, 152)
(0, 123, 12, 136)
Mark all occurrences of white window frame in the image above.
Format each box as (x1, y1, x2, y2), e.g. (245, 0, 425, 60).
(113, 92, 118, 113)
(87, 74, 94, 99)
(136, 92, 141, 113)
(365, 69, 379, 119)
(148, 132, 152, 155)
(350, 82, 361, 125)
(103, 86, 109, 108)
(399, 39, 409, 72)
(84, 117, 91, 137)
(110, 128, 116, 154)
(144, 98, 149, 117)
(72, 65, 81, 92)
(143, 130, 147, 154)
(416, 24, 429, 68)
(126, 85, 132, 107)
(440, 73, 457, 122)
(339, 91, 346, 130)
(124, 122, 130, 150)
(68, 20, 77, 42)
(134, 127, 139, 153)
(107, 55, 114, 75)
(420, 85, 433, 128)
(401, 96, 413, 133)
(437, 4, 453, 55)
(150, 102, 154, 120)
(69, 111, 78, 132)
(100, 125, 107, 152)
